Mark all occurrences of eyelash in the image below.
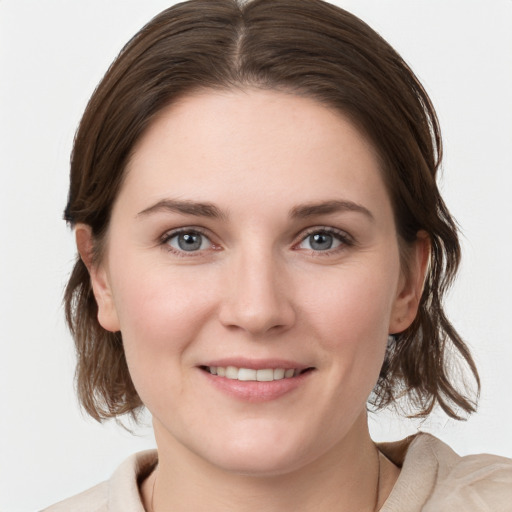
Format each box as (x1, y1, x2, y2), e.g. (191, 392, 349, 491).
(295, 227, 354, 256)
(159, 226, 354, 257)
(160, 227, 217, 257)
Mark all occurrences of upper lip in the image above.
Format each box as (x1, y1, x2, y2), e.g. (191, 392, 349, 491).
(199, 358, 312, 371)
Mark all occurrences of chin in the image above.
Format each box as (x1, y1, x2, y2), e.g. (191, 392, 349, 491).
(194, 424, 323, 477)
(210, 449, 310, 477)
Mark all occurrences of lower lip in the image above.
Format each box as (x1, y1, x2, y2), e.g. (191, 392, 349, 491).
(200, 369, 313, 402)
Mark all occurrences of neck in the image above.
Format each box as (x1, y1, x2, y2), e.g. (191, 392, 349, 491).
(142, 415, 396, 512)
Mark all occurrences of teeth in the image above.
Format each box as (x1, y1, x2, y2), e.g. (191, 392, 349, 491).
(256, 368, 273, 382)
(225, 366, 238, 379)
(208, 366, 299, 381)
(238, 368, 257, 381)
(273, 368, 285, 380)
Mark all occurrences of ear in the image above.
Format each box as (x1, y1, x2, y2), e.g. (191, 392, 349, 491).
(389, 231, 431, 334)
(75, 224, 120, 333)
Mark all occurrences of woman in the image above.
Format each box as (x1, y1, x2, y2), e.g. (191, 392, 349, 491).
(43, 0, 512, 510)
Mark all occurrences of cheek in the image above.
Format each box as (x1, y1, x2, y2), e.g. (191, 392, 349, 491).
(303, 266, 397, 344)
(109, 263, 216, 369)
(108, 265, 221, 417)
(300, 265, 397, 393)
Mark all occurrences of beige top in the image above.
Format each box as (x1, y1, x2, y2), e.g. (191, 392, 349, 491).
(42, 433, 512, 512)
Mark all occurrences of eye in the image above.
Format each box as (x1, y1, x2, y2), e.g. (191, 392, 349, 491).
(297, 229, 350, 252)
(165, 230, 212, 252)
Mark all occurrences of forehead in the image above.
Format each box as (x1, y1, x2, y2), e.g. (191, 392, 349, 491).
(122, 88, 389, 216)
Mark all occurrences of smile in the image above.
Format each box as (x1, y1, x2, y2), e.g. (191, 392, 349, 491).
(199, 363, 315, 401)
(204, 366, 305, 381)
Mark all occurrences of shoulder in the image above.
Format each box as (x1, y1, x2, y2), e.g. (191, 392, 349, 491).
(380, 433, 512, 512)
(41, 450, 158, 512)
(41, 481, 108, 512)
(420, 434, 512, 512)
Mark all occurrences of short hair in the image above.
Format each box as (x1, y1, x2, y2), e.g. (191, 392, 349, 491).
(64, 0, 479, 422)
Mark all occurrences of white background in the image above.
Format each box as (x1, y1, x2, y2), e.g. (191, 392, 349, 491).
(1, 1, 511, 510)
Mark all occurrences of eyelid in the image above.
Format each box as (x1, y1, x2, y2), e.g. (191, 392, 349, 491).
(160, 226, 207, 243)
(160, 226, 220, 256)
(294, 226, 354, 251)
(158, 225, 353, 256)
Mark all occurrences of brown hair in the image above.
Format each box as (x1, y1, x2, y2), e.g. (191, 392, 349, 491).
(64, 0, 479, 422)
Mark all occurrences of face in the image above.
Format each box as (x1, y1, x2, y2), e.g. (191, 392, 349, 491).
(85, 89, 425, 476)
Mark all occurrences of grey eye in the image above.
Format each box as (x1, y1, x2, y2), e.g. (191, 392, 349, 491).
(310, 233, 333, 250)
(299, 232, 343, 251)
(168, 232, 211, 252)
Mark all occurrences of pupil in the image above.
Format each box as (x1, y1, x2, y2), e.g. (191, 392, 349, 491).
(311, 233, 332, 250)
(178, 233, 202, 251)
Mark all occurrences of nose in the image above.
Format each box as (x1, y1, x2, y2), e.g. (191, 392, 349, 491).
(218, 248, 296, 336)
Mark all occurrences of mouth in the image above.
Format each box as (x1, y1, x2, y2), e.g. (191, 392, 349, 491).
(200, 365, 314, 382)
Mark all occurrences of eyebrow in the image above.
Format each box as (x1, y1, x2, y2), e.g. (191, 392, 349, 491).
(137, 199, 226, 219)
(137, 198, 373, 222)
(290, 200, 374, 221)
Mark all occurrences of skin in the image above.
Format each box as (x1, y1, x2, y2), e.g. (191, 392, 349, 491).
(77, 89, 429, 511)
